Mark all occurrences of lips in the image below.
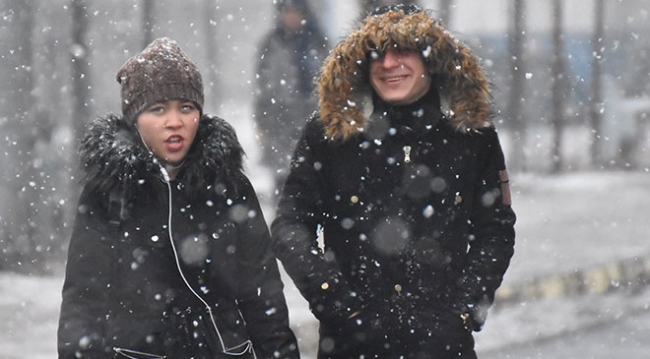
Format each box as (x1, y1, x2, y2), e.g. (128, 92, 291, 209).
(165, 135, 184, 152)
(383, 75, 409, 84)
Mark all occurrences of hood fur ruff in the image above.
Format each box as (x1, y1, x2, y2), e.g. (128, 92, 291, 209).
(318, 9, 492, 139)
(79, 114, 244, 200)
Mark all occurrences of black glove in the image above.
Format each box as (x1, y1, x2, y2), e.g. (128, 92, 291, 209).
(460, 301, 488, 332)
(456, 274, 492, 332)
(309, 286, 365, 324)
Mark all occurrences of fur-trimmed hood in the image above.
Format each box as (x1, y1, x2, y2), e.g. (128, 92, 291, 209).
(79, 114, 245, 201)
(317, 7, 492, 139)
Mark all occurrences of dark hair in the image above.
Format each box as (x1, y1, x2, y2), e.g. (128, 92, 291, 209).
(276, 0, 308, 11)
(370, 3, 422, 16)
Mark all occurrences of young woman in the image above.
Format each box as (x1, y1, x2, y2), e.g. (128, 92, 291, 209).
(57, 37, 299, 359)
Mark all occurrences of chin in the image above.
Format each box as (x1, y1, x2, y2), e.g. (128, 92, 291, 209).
(385, 98, 410, 105)
(162, 155, 185, 166)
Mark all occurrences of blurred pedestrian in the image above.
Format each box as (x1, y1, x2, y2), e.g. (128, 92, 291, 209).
(57, 37, 299, 358)
(253, 0, 329, 201)
(271, 4, 516, 358)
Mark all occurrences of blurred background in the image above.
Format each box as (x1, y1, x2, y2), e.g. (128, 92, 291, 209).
(1, 0, 649, 357)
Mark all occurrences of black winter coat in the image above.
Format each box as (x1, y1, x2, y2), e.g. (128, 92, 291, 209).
(271, 92, 516, 358)
(253, 23, 329, 185)
(58, 115, 299, 358)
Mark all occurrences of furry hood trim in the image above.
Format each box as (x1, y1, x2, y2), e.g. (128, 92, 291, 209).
(79, 114, 245, 200)
(317, 8, 492, 139)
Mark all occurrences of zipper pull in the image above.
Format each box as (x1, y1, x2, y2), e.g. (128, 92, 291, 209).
(403, 145, 412, 163)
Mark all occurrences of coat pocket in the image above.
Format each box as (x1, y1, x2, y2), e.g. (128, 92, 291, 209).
(196, 305, 256, 358)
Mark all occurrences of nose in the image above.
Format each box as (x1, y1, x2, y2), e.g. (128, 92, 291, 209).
(164, 108, 183, 128)
(381, 50, 401, 68)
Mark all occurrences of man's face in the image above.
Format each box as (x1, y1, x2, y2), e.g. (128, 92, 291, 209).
(370, 49, 431, 105)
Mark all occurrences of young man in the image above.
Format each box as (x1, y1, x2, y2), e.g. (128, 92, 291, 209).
(271, 4, 516, 359)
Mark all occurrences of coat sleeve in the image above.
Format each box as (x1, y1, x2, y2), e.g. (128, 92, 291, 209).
(459, 127, 516, 331)
(270, 119, 365, 324)
(58, 187, 114, 357)
(232, 174, 300, 359)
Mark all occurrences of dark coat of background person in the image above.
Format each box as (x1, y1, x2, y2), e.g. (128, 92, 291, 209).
(253, 0, 329, 195)
(57, 37, 298, 358)
(271, 4, 516, 359)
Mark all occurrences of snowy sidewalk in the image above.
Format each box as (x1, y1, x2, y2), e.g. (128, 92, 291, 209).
(493, 171, 650, 306)
(0, 273, 62, 358)
(474, 171, 650, 354)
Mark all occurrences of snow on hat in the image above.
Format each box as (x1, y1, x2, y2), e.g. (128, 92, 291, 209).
(116, 37, 204, 126)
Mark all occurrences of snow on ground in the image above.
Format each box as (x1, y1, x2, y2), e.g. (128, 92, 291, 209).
(504, 171, 650, 284)
(0, 273, 63, 359)
(2, 170, 649, 358)
(477, 285, 650, 356)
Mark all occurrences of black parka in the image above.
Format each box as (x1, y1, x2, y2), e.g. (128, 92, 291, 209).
(272, 94, 515, 358)
(271, 7, 516, 359)
(58, 115, 299, 358)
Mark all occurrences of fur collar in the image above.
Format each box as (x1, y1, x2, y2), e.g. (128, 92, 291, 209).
(79, 114, 245, 200)
(317, 9, 493, 140)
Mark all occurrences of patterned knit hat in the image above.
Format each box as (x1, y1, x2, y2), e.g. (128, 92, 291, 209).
(116, 37, 204, 126)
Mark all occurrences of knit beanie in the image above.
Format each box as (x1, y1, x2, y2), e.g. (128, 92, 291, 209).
(116, 37, 204, 126)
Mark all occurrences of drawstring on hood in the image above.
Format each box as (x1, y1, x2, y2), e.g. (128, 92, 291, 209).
(317, 5, 492, 140)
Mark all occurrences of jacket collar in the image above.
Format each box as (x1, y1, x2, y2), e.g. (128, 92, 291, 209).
(363, 86, 444, 141)
(79, 114, 244, 200)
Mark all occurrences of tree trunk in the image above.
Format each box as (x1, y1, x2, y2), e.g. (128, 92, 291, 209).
(507, 0, 526, 171)
(0, 1, 42, 271)
(203, 0, 220, 106)
(550, 0, 567, 173)
(438, 0, 454, 27)
(589, 0, 605, 167)
(142, 0, 155, 48)
(71, 0, 91, 140)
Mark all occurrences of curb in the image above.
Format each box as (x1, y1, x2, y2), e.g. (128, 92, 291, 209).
(495, 253, 650, 303)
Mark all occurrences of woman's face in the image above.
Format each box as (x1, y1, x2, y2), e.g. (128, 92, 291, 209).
(136, 100, 200, 166)
(370, 49, 432, 105)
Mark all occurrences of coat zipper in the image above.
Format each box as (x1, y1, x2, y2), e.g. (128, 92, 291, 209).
(403, 145, 412, 163)
(161, 173, 256, 358)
